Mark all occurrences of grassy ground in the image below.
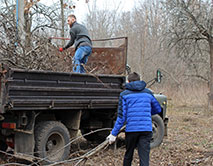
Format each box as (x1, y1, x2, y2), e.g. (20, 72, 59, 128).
(1, 106, 213, 166)
(82, 106, 213, 166)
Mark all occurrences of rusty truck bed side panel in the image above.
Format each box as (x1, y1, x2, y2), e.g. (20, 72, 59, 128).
(1, 67, 125, 112)
(56, 37, 128, 75)
(68, 47, 127, 75)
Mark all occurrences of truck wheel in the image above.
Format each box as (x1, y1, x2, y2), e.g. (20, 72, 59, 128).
(151, 114, 165, 149)
(34, 121, 70, 163)
(0, 140, 8, 151)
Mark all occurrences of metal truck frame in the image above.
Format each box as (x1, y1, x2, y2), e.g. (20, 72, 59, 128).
(0, 37, 168, 163)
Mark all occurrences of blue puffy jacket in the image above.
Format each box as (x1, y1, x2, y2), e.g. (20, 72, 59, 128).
(111, 80, 161, 136)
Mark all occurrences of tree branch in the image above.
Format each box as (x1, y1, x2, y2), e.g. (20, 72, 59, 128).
(180, 0, 210, 38)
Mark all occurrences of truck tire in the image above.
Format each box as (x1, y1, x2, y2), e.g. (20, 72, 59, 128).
(34, 121, 70, 163)
(0, 140, 8, 151)
(151, 114, 165, 149)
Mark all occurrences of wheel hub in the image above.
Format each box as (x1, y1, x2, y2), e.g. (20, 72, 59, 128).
(45, 132, 65, 160)
(46, 140, 54, 151)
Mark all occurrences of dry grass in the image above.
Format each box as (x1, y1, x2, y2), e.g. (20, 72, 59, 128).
(83, 106, 213, 166)
(149, 106, 213, 166)
(1, 106, 213, 166)
(159, 82, 209, 107)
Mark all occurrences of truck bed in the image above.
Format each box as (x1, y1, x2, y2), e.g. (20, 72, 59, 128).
(0, 66, 125, 112)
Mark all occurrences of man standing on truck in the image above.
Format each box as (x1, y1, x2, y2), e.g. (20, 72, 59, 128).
(107, 72, 161, 166)
(59, 14, 92, 73)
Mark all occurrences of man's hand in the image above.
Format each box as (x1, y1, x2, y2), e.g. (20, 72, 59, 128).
(59, 47, 63, 52)
(106, 134, 116, 144)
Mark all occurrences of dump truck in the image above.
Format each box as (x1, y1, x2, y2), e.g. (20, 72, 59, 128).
(0, 37, 168, 163)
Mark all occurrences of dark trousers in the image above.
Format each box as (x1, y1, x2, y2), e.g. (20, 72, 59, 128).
(123, 131, 152, 166)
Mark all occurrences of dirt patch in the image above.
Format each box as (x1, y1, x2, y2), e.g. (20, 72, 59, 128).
(82, 107, 213, 166)
(1, 107, 213, 166)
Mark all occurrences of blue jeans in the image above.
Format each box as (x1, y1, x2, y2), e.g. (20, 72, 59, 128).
(73, 46, 92, 73)
(123, 131, 152, 166)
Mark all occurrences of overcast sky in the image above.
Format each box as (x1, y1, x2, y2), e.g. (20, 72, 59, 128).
(74, 0, 136, 22)
(42, 0, 137, 23)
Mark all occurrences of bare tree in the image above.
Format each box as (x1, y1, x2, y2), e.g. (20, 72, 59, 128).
(59, 0, 77, 45)
(114, 0, 167, 79)
(0, 0, 69, 70)
(161, 0, 213, 109)
(85, 0, 121, 40)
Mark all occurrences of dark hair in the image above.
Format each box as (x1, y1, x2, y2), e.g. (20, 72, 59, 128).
(68, 14, 76, 20)
(128, 72, 140, 82)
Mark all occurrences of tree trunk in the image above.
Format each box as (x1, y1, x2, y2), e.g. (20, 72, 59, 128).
(17, 0, 25, 45)
(208, 37, 213, 111)
(60, 0, 65, 46)
(24, 12, 32, 50)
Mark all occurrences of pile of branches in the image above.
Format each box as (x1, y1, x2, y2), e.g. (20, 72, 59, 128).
(0, 19, 73, 72)
(0, 128, 113, 166)
(0, 1, 74, 72)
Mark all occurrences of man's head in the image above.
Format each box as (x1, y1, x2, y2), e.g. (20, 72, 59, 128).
(67, 14, 76, 27)
(128, 72, 140, 82)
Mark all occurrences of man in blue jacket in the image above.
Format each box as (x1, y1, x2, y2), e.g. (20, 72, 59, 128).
(107, 72, 161, 166)
(59, 14, 92, 73)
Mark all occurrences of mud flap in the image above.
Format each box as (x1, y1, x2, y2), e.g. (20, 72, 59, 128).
(15, 132, 34, 155)
(164, 117, 169, 136)
(61, 110, 82, 138)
